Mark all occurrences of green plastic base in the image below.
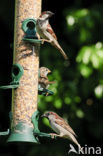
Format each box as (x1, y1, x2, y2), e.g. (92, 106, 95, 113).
(23, 38, 41, 44)
(7, 122, 39, 143)
(0, 129, 10, 136)
(7, 131, 37, 143)
(0, 84, 19, 89)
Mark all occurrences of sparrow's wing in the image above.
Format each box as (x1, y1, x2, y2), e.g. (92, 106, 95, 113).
(39, 77, 48, 83)
(39, 77, 47, 87)
(55, 116, 77, 137)
(47, 24, 57, 40)
(46, 81, 56, 84)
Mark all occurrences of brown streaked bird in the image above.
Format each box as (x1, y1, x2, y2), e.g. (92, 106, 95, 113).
(39, 67, 55, 94)
(36, 11, 68, 60)
(42, 111, 83, 151)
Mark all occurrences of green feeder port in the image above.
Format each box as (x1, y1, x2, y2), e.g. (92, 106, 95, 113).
(11, 63, 24, 84)
(0, 64, 24, 89)
(32, 111, 55, 139)
(22, 18, 41, 44)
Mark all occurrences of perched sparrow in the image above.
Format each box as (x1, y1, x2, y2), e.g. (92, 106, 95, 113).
(39, 67, 55, 93)
(36, 11, 68, 60)
(42, 111, 82, 150)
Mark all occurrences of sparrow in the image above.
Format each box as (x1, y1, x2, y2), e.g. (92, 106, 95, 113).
(41, 111, 82, 150)
(36, 11, 68, 60)
(39, 67, 55, 95)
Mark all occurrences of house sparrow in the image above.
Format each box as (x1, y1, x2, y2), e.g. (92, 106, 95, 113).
(42, 111, 82, 150)
(39, 67, 55, 95)
(36, 11, 68, 60)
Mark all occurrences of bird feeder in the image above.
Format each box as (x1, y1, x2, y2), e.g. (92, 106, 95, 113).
(7, 0, 41, 143)
(0, 0, 55, 143)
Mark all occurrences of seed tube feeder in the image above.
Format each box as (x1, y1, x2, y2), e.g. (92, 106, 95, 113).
(7, 0, 42, 143)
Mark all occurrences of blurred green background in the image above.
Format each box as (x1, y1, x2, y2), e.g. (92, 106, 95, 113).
(0, 0, 103, 155)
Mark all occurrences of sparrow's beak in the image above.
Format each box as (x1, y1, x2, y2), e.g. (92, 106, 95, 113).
(49, 12, 54, 17)
(48, 69, 51, 74)
(46, 11, 54, 18)
(41, 114, 46, 118)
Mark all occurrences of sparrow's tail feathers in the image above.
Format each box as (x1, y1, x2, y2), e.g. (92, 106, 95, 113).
(70, 134, 81, 148)
(53, 40, 68, 60)
(46, 81, 56, 84)
(59, 47, 68, 60)
(68, 132, 84, 153)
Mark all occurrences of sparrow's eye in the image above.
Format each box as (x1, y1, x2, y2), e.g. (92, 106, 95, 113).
(46, 69, 49, 72)
(47, 112, 50, 116)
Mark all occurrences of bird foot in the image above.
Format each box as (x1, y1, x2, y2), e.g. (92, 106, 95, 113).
(40, 39, 45, 44)
(40, 39, 51, 44)
(46, 92, 49, 96)
(49, 133, 59, 139)
(36, 33, 40, 40)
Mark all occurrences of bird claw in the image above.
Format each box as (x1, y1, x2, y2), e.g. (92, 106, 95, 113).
(41, 40, 44, 44)
(46, 92, 49, 96)
(50, 133, 57, 139)
(40, 39, 51, 44)
(39, 39, 45, 44)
